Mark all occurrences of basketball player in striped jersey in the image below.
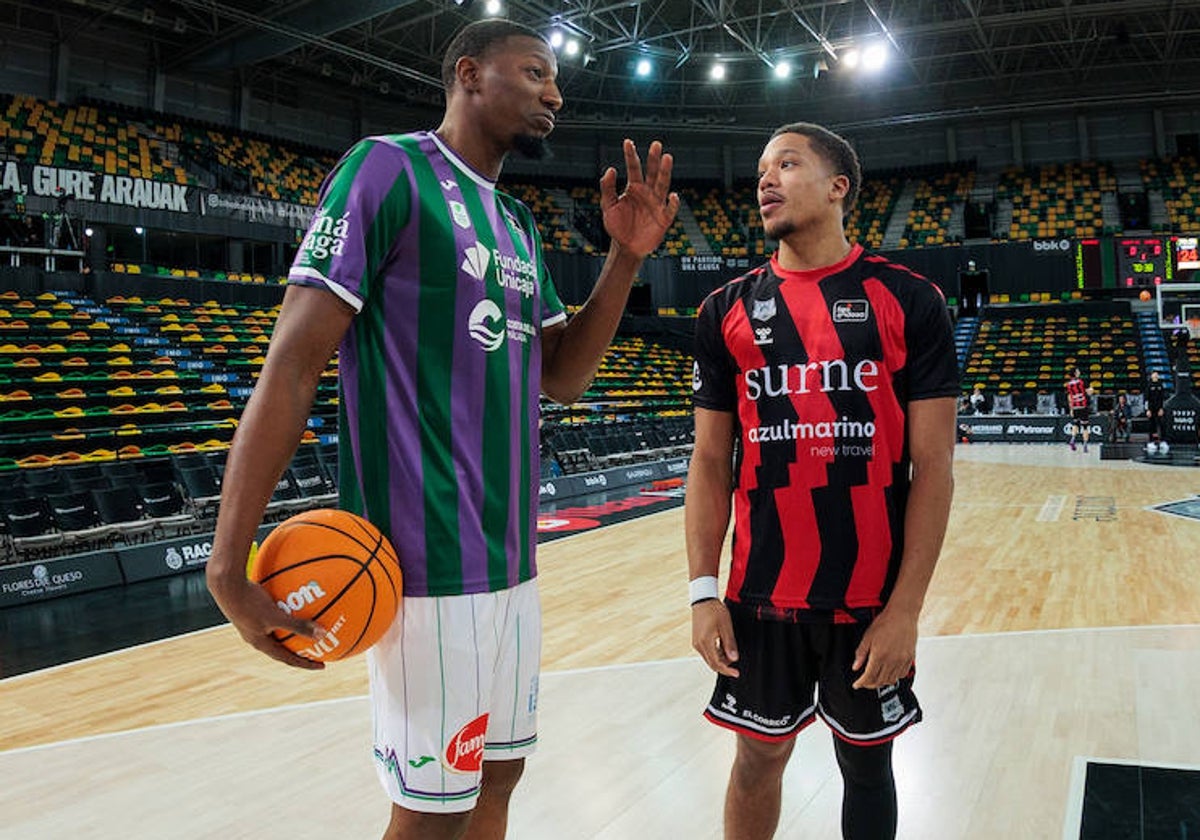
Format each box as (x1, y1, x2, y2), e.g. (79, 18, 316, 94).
(686, 123, 958, 840)
(206, 19, 679, 840)
(1065, 367, 1094, 451)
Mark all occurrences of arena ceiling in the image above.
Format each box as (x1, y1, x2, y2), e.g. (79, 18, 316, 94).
(9, 0, 1200, 137)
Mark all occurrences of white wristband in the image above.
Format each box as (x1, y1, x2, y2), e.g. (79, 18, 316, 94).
(689, 575, 720, 605)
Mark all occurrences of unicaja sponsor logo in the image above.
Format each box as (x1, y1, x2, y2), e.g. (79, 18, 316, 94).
(493, 248, 537, 297)
(468, 299, 505, 352)
(461, 242, 491, 281)
(444, 713, 490, 774)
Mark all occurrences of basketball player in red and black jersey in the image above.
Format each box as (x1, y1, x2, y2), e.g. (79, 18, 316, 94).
(1064, 367, 1093, 452)
(686, 122, 958, 840)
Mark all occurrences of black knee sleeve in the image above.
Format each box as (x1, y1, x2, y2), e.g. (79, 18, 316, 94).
(833, 738, 897, 840)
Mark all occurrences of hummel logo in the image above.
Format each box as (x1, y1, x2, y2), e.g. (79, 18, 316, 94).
(461, 242, 491, 281)
(440, 178, 458, 191)
(408, 755, 436, 768)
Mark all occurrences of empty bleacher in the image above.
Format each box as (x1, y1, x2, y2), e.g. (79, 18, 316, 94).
(958, 305, 1145, 405)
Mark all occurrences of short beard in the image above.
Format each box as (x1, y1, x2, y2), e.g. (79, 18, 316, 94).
(513, 134, 552, 161)
(763, 218, 795, 242)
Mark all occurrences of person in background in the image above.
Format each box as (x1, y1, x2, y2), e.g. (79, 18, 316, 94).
(1064, 367, 1093, 452)
(1110, 392, 1132, 443)
(1145, 370, 1166, 446)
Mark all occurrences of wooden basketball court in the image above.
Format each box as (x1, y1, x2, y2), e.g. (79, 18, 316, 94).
(2, 444, 1199, 839)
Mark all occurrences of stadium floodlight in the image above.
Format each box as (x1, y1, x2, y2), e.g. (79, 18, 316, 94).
(85, 228, 94, 237)
(840, 48, 860, 69)
(564, 39, 580, 57)
(549, 30, 565, 49)
(135, 226, 144, 235)
(773, 61, 792, 80)
(863, 43, 888, 71)
(484, 0, 501, 13)
(710, 63, 726, 81)
(636, 58, 652, 77)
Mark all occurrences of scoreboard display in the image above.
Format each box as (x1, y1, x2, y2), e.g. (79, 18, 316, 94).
(1116, 237, 1168, 286)
(1176, 236, 1199, 271)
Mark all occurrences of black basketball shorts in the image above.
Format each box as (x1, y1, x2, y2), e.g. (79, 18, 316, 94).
(703, 602, 922, 745)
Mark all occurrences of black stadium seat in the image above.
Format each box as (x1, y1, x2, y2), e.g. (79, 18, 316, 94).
(1, 495, 64, 556)
(46, 491, 112, 548)
(176, 465, 222, 513)
(93, 486, 156, 543)
(138, 482, 194, 536)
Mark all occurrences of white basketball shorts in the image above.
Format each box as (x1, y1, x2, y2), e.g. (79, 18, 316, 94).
(367, 578, 541, 814)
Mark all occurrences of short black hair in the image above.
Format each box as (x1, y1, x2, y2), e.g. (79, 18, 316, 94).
(441, 19, 547, 92)
(770, 122, 862, 217)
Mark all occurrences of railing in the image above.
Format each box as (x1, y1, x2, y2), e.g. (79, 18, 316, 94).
(0, 245, 86, 272)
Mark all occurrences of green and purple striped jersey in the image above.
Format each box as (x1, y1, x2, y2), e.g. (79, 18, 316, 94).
(289, 131, 566, 596)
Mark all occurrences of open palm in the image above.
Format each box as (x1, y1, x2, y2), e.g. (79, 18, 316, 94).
(600, 139, 681, 259)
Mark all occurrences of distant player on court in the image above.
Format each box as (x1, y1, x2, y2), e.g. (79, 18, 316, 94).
(686, 122, 957, 839)
(1145, 369, 1166, 448)
(1065, 367, 1093, 452)
(206, 19, 679, 840)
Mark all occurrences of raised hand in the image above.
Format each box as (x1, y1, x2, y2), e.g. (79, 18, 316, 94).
(599, 138, 681, 259)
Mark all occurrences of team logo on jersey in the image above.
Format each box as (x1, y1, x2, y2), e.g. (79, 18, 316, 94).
(440, 178, 458, 191)
(449, 200, 471, 230)
(461, 241, 491, 281)
(880, 695, 904, 724)
(751, 297, 776, 322)
(692, 360, 702, 392)
(832, 299, 870, 323)
(753, 326, 774, 346)
(468, 299, 505, 352)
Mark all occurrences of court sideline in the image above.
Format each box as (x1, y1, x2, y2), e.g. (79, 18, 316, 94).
(2, 444, 1199, 838)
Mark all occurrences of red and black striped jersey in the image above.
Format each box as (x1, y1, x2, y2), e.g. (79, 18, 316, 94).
(691, 245, 958, 620)
(1065, 377, 1088, 409)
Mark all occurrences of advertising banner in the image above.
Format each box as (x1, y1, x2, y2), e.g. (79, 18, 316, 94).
(958, 414, 1109, 443)
(1, 161, 192, 213)
(0, 552, 122, 608)
(538, 457, 690, 504)
(0, 161, 314, 228)
(119, 523, 278, 583)
(199, 192, 313, 228)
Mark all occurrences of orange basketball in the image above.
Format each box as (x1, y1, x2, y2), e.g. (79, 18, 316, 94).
(1139, 289, 1152, 301)
(248, 508, 402, 662)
